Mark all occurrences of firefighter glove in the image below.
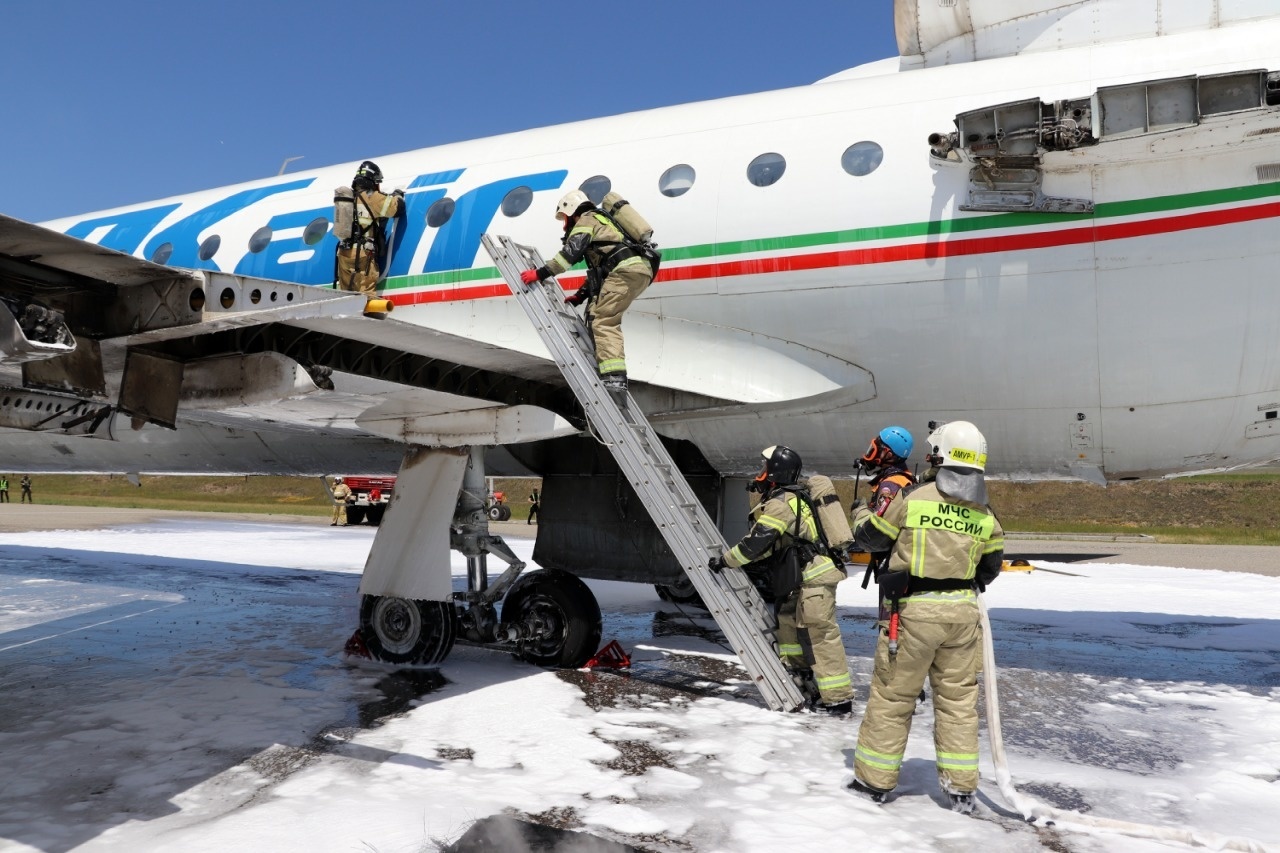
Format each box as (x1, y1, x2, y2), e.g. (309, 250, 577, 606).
(707, 555, 727, 573)
(878, 570, 910, 597)
(565, 284, 590, 306)
(519, 268, 541, 285)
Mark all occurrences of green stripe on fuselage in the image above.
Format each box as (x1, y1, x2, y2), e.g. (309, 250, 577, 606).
(382, 180, 1280, 291)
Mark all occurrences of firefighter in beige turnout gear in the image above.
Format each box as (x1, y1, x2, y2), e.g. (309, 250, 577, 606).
(846, 421, 1004, 814)
(335, 161, 404, 299)
(519, 190, 655, 393)
(329, 476, 352, 527)
(708, 446, 856, 714)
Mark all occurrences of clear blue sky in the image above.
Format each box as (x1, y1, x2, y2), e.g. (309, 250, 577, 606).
(1, 1, 897, 224)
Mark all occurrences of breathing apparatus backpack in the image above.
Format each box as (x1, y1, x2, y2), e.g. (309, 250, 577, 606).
(600, 191, 653, 243)
(594, 191, 662, 280)
(333, 186, 355, 241)
(806, 475, 853, 546)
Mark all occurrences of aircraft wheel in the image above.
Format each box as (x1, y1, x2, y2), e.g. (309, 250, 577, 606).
(655, 573, 707, 610)
(359, 595, 457, 665)
(501, 569, 601, 668)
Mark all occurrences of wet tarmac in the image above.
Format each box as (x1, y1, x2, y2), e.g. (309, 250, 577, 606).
(1, 510, 1278, 851)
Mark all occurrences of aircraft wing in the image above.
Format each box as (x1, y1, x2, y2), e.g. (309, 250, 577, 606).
(0, 213, 584, 474)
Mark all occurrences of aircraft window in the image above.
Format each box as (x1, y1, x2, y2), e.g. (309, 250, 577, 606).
(302, 217, 329, 246)
(247, 226, 272, 254)
(501, 186, 533, 217)
(747, 153, 786, 187)
(579, 175, 611, 204)
(426, 197, 455, 228)
(197, 235, 221, 261)
(150, 242, 173, 265)
(659, 164, 696, 197)
(841, 141, 884, 176)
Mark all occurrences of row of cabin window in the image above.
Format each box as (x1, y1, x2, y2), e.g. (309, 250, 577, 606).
(153, 141, 885, 264)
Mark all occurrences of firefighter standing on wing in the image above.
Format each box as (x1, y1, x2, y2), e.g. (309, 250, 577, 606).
(845, 421, 1004, 814)
(519, 190, 655, 394)
(335, 161, 404, 299)
(708, 445, 856, 714)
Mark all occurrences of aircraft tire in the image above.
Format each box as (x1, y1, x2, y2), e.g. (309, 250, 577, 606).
(654, 573, 707, 610)
(359, 595, 457, 665)
(501, 569, 601, 668)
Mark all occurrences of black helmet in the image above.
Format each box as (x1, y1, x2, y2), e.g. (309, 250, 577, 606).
(752, 444, 802, 490)
(353, 160, 384, 188)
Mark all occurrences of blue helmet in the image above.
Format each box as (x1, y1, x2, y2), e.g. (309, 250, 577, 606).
(878, 426, 913, 460)
(860, 425, 913, 470)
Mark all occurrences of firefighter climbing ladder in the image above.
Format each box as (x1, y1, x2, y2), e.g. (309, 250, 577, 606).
(482, 234, 805, 712)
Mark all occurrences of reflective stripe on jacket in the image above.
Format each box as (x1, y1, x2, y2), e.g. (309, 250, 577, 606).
(546, 212, 648, 277)
(854, 480, 1004, 619)
(725, 485, 839, 583)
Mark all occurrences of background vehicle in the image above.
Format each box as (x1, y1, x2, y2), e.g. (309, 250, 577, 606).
(341, 476, 395, 526)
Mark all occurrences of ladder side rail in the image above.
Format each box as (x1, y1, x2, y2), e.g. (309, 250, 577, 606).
(483, 235, 804, 710)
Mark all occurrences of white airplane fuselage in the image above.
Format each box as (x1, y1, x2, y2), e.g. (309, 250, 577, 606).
(39, 17, 1280, 480)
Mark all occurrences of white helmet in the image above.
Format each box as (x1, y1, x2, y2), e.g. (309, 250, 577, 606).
(333, 475, 344, 483)
(925, 421, 987, 471)
(555, 190, 590, 220)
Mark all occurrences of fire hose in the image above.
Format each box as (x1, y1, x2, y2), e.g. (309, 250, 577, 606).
(979, 596, 1272, 851)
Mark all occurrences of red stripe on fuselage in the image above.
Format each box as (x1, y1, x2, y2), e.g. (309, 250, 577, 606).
(388, 200, 1280, 306)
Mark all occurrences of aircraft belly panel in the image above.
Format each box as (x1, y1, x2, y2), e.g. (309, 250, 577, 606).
(404, 294, 870, 404)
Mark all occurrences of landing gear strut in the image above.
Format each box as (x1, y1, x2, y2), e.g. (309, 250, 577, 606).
(356, 445, 603, 670)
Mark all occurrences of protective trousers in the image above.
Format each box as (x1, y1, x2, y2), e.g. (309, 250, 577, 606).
(336, 246, 380, 297)
(775, 565, 853, 705)
(854, 617, 982, 794)
(589, 263, 651, 376)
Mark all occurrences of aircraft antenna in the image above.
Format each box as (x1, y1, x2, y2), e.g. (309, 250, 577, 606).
(277, 156, 304, 176)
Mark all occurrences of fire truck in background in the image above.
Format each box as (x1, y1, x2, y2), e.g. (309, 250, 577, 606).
(340, 475, 395, 525)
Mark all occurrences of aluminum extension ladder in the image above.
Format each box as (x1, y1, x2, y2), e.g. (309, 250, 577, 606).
(482, 233, 805, 712)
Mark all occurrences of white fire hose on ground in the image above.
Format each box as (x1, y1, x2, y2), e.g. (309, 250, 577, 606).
(978, 596, 1273, 852)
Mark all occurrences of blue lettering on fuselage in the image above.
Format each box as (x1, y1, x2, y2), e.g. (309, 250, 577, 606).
(62, 168, 571, 285)
(142, 179, 314, 271)
(386, 187, 450, 278)
(64, 204, 181, 254)
(425, 171, 567, 273)
(233, 207, 338, 283)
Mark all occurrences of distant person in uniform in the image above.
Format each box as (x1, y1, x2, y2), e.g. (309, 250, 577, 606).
(19, 475, 32, 504)
(527, 488, 540, 525)
(0, 475, 8, 502)
(330, 476, 351, 527)
(335, 161, 405, 299)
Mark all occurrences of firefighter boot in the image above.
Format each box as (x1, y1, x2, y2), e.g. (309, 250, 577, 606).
(601, 372, 629, 405)
(948, 792, 976, 815)
(791, 669, 822, 707)
(846, 778, 890, 804)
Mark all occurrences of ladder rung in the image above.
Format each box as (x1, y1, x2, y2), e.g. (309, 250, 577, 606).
(483, 233, 804, 713)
